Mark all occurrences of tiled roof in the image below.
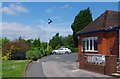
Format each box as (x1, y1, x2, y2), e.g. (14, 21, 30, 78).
(76, 10, 120, 35)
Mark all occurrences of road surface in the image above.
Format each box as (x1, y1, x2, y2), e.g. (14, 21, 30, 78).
(25, 53, 110, 77)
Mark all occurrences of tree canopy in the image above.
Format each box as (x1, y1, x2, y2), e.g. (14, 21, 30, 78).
(71, 7, 93, 47)
(49, 32, 74, 49)
(1, 37, 10, 46)
(49, 33, 63, 49)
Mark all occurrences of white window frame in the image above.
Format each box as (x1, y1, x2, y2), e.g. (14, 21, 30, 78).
(82, 37, 98, 52)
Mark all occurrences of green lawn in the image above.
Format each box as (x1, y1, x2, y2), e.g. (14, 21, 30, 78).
(2, 60, 29, 77)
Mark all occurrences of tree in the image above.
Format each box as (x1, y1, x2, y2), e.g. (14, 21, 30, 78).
(33, 38, 41, 48)
(62, 35, 73, 47)
(55, 44, 61, 50)
(41, 42, 47, 49)
(27, 39, 33, 47)
(71, 7, 93, 47)
(49, 33, 63, 49)
(2, 37, 9, 46)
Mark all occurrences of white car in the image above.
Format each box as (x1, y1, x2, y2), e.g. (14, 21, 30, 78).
(52, 48, 71, 54)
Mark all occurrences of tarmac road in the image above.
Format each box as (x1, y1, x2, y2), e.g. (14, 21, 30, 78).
(25, 53, 110, 77)
(25, 53, 78, 77)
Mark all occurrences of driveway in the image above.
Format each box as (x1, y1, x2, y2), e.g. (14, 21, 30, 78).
(25, 53, 110, 77)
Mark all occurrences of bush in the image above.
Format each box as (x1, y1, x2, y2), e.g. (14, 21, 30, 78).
(65, 45, 70, 49)
(2, 56, 8, 60)
(11, 51, 26, 60)
(2, 39, 30, 60)
(39, 47, 45, 57)
(26, 48, 42, 60)
(70, 47, 78, 53)
(46, 46, 53, 55)
(41, 42, 47, 49)
(55, 44, 61, 50)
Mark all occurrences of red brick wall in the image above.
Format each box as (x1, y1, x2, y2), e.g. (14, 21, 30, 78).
(84, 64, 105, 74)
(78, 30, 119, 57)
(105, 55, 117, 75)
(106, 31, 119, 57)
(79, 54, 117, 75)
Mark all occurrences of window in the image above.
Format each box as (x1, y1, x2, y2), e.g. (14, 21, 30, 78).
(94, 38, 98, 51)
(90, 39, 92, 50)
(87, 39, 89, 50)
(82, 37, 98, 52)
(82, 39, 86, 50)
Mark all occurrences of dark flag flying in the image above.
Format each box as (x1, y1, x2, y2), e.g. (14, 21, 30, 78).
(48, 18, 53, 24)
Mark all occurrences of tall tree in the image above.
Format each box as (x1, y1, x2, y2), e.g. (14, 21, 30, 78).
(33, 38, 41, 48)
(71, 7, 93, 47)
(49, 33, 63, 49)
(62, 35, 73, 47)
(2, 37, 9, 46)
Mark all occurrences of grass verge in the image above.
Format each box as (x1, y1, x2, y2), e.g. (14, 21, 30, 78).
(2, 60, 29, 77)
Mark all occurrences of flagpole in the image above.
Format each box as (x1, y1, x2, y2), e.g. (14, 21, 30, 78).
(47, 18, 52, 51)
(47, 24, 50, 51)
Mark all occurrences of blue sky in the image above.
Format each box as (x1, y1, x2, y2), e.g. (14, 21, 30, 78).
(1, 2, 118, 42)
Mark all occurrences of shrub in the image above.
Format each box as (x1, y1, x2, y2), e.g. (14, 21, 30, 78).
(46, 46, 53, 55)
(2, 56, 8, 60)
(11, 51, 26, 60)
(55, 44, 61, 50)
(70, 47, 78, 53)
(39, 47, 45, 57)
(2, 39, 30, 60)
(41, 42, 47, 49)
(65, 45, 70, 49)
(26, 48, 41, 60)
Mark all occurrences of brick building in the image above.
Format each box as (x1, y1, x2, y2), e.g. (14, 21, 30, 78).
(76, 10, 120, 60)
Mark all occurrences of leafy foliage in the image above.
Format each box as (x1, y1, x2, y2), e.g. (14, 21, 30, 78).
(32, 38, 41, 48)
(26, 48, 41, 60)
(70, 47, 78, 53)
(62, 35, 74, 47)
(55, 44, 61, 50)
(1, 37, 9, 46)
(41, 42, 48, 49)
(46, 45, 53, 55)
(49, 33, 63, 49)
(40, 47, 46, 57)
(2, 38, 30, 60)
(71, 8, 93, 47)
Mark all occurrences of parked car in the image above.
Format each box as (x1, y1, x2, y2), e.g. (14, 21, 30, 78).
(52, 48, 71, 54)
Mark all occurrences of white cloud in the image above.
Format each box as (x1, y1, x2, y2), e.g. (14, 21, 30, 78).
(1, 3, 28, 15)
(2, 22, 72, 42)
(2, 7, 15, 15)
(60, 4, 69, 9)
(45, 4, 69, 14)
(10, 3, 28, 13)
(2, 22, 40, 40)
